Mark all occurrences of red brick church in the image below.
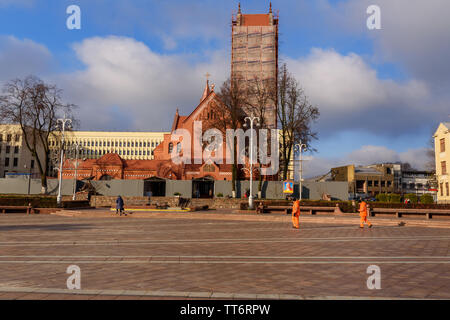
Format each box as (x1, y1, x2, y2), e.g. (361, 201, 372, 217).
(63, 81, 255, 182)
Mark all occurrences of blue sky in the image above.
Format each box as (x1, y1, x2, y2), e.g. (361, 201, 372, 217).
(0, 0, 448, 177)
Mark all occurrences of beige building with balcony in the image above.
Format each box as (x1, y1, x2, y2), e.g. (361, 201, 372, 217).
(0, 124, 45, 178)
(0, 125, 168, 179)
(49, 131, 168, 162)
(434, 122, 450, 203)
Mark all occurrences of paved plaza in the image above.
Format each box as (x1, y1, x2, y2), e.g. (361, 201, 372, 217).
(0, 210, 449, 300)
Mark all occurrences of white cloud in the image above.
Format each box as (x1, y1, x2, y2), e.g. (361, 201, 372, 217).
(0, 36, 52, 83)
(285, 48, 435, 136)
(328, 0, 450, 85)
(287, 48, 428, 112)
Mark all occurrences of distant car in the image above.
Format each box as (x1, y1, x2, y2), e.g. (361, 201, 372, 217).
(349, 195, 376, 202)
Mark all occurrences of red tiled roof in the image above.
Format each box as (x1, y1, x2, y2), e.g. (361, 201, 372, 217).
(184, 163, 233, 171)
(241, 14, 270, 26)
(124, 159, 167, 170)
(178, 116, 188, 126)
(63, 158, 96, 169)
(96, 153, 123, 165)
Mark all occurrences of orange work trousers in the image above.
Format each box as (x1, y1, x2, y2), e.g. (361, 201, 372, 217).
(292, 213, 300, 229)
(360, 214, 372, 228)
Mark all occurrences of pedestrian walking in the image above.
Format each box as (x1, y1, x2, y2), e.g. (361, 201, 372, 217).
(292, 198, 300, 229)
(116, 195, 125, 216)
(358, 198, 372, 229)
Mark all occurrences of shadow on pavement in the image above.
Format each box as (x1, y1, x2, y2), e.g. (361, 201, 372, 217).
(0, 224, 93, 232)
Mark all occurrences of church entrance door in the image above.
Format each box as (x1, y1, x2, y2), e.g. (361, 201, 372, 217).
(192, 177, 214, 198)
(144, 177, 166, 197)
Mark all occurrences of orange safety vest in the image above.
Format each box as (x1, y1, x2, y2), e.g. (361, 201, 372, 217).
(359, 201, 368, 216)
(292, 200, 301, 216)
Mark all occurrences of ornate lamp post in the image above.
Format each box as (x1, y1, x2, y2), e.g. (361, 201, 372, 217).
(244, 114, 260, 210)
(294, 141, 307, 201)
(56, 116, 72, 205)
(24, 163, 32, 195)
(70, 142, 83, 200)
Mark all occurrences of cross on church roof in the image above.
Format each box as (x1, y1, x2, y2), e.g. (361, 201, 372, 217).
(204, 72, 211, 81)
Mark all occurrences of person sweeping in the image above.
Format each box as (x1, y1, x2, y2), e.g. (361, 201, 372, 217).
(292, 198, 301, 229)
(116, 195, 125, 216)
(358, 198, 372, 229)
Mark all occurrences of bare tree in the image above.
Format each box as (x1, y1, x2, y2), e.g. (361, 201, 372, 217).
(246, 76, 277, 193)
(209, 78, 248, 196)
(277, 64, 320, 181)
(0, 76, 77, 193)
(246, 76, 277, 129)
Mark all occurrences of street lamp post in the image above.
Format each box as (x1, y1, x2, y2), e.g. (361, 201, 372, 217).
(24, 163, 32, 195)
(244, 114, 260, 210)
(56, 116, 72, 205)
(71, 143, 82, 201)
(295, 141, 307, 201)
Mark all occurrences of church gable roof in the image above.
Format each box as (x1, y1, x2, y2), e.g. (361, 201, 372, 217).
(184, 90, 218, 123)
(169, 79, 222, 132)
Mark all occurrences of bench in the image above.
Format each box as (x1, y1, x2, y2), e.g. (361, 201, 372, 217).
(256, 203, 267, 214)
(370, 207, 450, 219)
(0, 205, 35, 215)
(300, 206, 338, 215)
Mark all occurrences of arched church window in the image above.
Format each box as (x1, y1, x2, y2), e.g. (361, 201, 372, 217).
(168, 143, 173, 154)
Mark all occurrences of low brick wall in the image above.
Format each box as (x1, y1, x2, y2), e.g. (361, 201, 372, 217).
(91, 196, 244, 209)
(190, 198, 243, 209)
(92, 196, 155, 208)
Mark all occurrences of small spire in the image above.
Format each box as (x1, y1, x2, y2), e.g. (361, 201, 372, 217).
(200, 78, 210, 102)
(269, 2, 272, 13)
(238, 2, 241, 14)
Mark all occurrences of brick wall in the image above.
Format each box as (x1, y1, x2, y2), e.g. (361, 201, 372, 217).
(91, 195, 244, 209)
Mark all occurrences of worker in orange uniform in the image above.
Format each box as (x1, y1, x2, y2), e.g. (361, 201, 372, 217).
(358, 198, 372, 229)
(292, 198, 300, 229)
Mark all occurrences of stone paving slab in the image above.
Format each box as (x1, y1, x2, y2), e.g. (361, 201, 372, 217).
(0, 212, 449, 299)
(0, 286, 418, 300)
(40, 208, 450, 229)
